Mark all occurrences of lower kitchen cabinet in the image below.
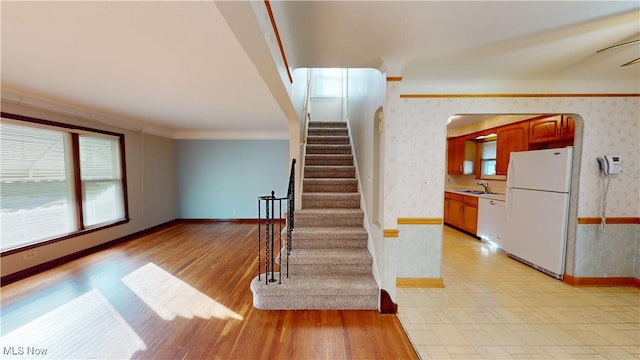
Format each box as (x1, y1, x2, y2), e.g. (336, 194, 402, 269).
(445, 193, 464, 228)
(461, 196, 478, 234)
(444, 192, 478, 235)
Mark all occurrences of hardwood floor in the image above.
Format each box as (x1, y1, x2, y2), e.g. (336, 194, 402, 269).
(1, 222, 418, 359)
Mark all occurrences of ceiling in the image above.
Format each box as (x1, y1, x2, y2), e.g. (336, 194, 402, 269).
(2, 1, 639, 138)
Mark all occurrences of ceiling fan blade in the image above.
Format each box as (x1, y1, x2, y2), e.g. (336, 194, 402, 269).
(596, 39, 640, 53)
(621, 57, 640, 67)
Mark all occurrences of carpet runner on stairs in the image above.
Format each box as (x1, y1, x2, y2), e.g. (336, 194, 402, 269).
(251, 121, 378, 310)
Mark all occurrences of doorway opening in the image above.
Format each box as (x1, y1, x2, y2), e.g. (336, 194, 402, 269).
(444, 113, 582, 280)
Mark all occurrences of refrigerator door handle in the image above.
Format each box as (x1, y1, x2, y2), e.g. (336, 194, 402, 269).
(506, 187, 512, 220)
(506, 156, 514, 188)
(506, 155, 513, 220)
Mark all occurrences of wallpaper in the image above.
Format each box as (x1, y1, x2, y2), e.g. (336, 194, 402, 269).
(383, 95, 640, 221)
(383, 94, 639, 278)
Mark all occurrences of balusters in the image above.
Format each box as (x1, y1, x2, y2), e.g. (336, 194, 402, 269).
(256, 159, 296, 285)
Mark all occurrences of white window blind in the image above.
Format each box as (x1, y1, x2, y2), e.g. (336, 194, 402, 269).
(1, 118, 127, 252)
(0, 122, 76, 250)
(79, 135, 125, 227)
(481, 140, 497, 176)
(310, 68, 343, 97)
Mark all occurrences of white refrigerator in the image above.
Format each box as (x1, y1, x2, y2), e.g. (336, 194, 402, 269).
(505, 147, 573, 279)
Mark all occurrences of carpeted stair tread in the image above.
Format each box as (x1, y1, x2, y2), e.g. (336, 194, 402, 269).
(306, 144, 352, 154)
(250, 273, 378, 310)
(287, 227, 368, 249)
(307, 136, 350, 145)
(302, 192, 360, 209)
(297, 208, 363, 214)
(305, 154, 353, 166)
(308, 121, 347, 128)
(303, 178, 358, 193)
(308, 128, 349, 136)
(303, 191, 359, 197)
(251, 273, 377, 297)
(293, 226, 368, 236)
(296, 208, 364, 227)
(286, 248, 372, 264)
(304, 166, 355, 178)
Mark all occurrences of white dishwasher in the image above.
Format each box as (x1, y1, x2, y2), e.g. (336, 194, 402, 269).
(477, 198, 507, 249)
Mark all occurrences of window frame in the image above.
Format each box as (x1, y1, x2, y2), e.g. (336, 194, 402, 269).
(479, 139, 497, 178)
(1, 112, 130, 256)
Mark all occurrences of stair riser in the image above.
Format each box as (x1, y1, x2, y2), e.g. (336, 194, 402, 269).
(254, 295, 377, 310)
(306, 145, 351, 155)
(308, 128, 349, 136)
(290, 238, 368, 249)
(303, 180, 357, 193)
(302, 198, 360, 209)
(305, 157, 353, 166)
(308, 121, 347, 129)
(307, 136, 350, 145)
(287, 263, 372, 275)
(304, 167, 355, 178)
(295, 216, 363, 227)
(289, 230, 368, 241)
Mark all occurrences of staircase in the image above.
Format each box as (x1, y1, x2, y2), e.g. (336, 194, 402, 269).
(250, 121, 378, 310)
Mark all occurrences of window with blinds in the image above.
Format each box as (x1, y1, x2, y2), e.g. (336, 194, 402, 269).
(0, 117, 127, 252)
(480, 140, 497, 177)
(79, 135, 125, 227)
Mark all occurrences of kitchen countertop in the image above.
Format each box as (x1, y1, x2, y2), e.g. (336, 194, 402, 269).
(445, 189, 506, 201)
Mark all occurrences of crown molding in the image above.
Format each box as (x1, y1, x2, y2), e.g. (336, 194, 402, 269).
(173, 130, 289, 140)
(1, 87, 175, 138)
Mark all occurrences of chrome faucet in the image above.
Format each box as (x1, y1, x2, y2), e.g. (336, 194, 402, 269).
(477, 180, 489, 193)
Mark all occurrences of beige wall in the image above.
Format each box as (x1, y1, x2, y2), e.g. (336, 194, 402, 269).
(1, 101, 178, 278)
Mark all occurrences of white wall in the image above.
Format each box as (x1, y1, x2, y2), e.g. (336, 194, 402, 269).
(345, 68, 388, 292)
(1, 101, 178, 278)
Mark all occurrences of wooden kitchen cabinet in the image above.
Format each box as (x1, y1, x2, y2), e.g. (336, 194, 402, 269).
(444, 192, 477, 235)
(447, 137, 466, 174)
(444, 192, 451, 224)
(496, 122, 529, 175)
(462, 195, 478, 234)
(447, 193, 464, 229)
(447, 137, 475, 174)
(528, 115, 575, 145)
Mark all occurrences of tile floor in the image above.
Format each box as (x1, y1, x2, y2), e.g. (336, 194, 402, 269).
(397, 226, 640, 359)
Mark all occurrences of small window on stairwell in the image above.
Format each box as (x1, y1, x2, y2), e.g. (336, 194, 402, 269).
(310, 68, 343, 98)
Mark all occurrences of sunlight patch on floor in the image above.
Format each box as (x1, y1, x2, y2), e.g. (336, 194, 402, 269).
(122, 262, 243, 321)
(0, 289, 146, 359)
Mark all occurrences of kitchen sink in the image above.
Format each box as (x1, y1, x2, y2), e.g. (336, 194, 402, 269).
(457, 190, 496, 195)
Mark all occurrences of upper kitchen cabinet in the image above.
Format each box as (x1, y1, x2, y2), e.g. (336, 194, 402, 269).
(447, 137, 475, 174)
(496, 122, 529, 175)
(528, 115, 575, 149)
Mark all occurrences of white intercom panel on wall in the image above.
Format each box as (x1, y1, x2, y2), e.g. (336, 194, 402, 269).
(597, 155, 623, 175)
